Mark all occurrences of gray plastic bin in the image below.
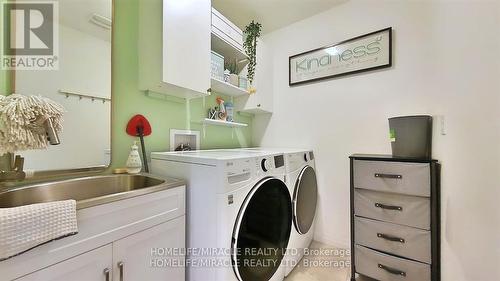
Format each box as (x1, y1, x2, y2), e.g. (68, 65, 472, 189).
(389, 115, 432, 159)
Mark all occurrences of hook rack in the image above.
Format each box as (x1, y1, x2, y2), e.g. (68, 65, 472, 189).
(58, 90, 111, 103)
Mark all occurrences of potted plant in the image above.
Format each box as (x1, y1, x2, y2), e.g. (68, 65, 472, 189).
(243, 21, 262, 94)
(224, 60, 239, 87)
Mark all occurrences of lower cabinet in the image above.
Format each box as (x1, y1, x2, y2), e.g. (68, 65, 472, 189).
(17, 245, 113, 281)
(113, 216, 185, 281)
(17, 216, 185, 281)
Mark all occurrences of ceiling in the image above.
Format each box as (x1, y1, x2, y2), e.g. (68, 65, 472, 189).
(58, 0, 112, 42)
(212, 0, 347, 34)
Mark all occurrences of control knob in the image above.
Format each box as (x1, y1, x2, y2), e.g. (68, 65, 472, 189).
(261, 158, 271, 172)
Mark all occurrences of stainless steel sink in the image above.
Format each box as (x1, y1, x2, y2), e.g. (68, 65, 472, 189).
(0, 174, 184, 209)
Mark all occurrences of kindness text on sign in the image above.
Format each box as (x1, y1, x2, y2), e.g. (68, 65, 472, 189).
(289, 28, 392, 86)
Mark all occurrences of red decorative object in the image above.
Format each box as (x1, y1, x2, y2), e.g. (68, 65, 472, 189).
(126, 114, 152, 172)
(126, 114, 152, 136)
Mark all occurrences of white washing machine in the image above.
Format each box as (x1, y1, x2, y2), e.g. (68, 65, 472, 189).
(151, 149, 292, 281)
(241, 148, 318, 276)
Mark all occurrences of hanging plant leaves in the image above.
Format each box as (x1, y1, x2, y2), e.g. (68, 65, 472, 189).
(243, 21, 262, 85)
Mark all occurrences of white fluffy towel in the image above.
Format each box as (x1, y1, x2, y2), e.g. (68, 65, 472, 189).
(0, 200, 78, 261)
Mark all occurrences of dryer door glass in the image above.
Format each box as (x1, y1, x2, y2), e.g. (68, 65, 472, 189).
(232, 177, 292, 281)
(293, 165, 318, 234)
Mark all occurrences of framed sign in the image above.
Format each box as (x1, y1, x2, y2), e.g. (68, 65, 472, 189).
(289, 27, 392, 86)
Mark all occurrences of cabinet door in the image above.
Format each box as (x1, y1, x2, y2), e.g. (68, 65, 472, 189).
(17, 244, 113, 281)
(112, 216, 185, 281)
(163, 0, 211, 95)
(254, 38, 273, 113)
(236, 38, 273, 114)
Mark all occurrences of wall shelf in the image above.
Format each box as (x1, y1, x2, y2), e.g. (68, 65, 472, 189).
(211, 78, 249, 97)
(202, 118, 248, 128)
(143, 89, 208, 103)
(238, 108, 273, 115)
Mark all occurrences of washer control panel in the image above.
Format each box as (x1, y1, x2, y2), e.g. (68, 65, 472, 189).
(287, 151, 313, 172)
(257, 154, 285, 174)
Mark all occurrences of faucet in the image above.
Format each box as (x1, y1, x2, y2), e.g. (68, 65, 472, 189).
(0, 154, 26, 181)
(44, 118, 60, 145)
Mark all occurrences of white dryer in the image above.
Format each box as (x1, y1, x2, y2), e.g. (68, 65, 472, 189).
(241, 148, 318, 276)
(151, 149, 292, 281)
(282, 150, 317, 276)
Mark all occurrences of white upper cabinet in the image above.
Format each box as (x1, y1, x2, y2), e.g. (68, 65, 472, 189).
(210, 8, 250, 97)
(139, 0, 211, 99)
(163, 0, 211, 96)
(211, 8, 244, 53)
(235, 38, 274, 114)
(138, 0, 272, 106)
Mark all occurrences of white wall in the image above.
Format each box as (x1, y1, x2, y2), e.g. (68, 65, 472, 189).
(253, 1, 500, 280)
(16, 24, 111, 170)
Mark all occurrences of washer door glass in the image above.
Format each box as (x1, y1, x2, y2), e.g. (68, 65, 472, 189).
(232, 177, 292, 281)
(293, 165, 318, 234)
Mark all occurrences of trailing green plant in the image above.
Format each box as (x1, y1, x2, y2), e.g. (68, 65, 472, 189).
(224, 59, 238, 74)
(243, 21, 262, 85)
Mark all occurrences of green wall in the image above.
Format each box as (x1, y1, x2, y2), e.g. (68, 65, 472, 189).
(0, 0, 10, 95)
(0, 70, 10, 95)
(111, 0, 253, 168)
(0, 0, 250, 170)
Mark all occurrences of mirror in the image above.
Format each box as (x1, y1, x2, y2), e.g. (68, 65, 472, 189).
(1, 0, 112, 172)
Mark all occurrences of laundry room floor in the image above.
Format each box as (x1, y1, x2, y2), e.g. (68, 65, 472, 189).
(284, 241, 351, 281)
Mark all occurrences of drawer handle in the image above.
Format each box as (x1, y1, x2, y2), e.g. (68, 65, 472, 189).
(378, 263, 407, 277)
(118, 261, 124, 281)
(375, 203, 403, 211)
(375, 173, 402, 179)
(103, 268, 110, 281)
(377, 233, 405, 243)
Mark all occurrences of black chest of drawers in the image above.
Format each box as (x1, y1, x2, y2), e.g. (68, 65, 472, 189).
(349, 154, 440, 281)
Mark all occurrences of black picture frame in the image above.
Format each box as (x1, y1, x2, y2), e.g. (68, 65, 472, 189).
(289, 27, 393, 86)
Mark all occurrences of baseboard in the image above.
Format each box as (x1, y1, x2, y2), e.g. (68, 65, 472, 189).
(313, 233, 350, 249)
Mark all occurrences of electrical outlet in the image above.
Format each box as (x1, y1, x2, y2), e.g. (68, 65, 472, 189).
(438, 115, 446, 135)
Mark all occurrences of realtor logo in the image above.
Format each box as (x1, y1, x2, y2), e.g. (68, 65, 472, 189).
(1, 1, 58, 70)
